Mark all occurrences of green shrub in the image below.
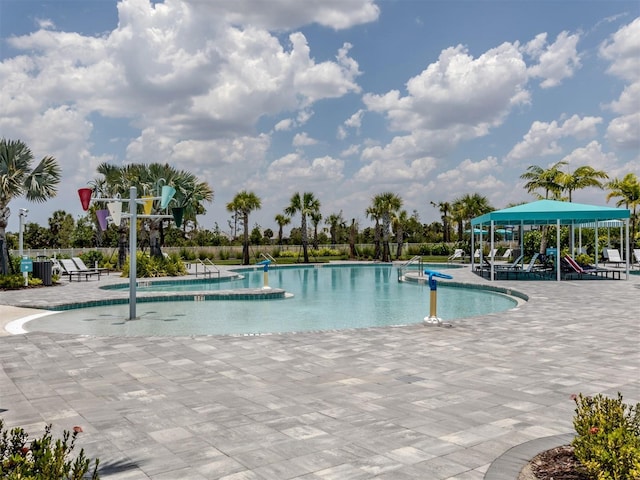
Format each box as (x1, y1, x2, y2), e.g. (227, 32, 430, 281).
(571, 392, 640, 480)
(575, 253, 594, 267)
(79, 251, 104, 269)
(0, 274, 27, 289)
(179, 247, 196, 261)
(0, 419, 99, 479)
(121, 252, 187, 277)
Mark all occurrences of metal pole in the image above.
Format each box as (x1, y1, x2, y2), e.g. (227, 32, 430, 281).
(19, 209, 28, 286)
(129, 186, 137, 320)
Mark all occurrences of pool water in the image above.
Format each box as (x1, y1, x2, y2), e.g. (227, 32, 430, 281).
(26, 265, 517, 336)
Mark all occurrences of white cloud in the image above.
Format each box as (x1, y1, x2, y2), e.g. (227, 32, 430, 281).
(599, 18, 640, 153)
(525, 31, 581, 88)
(363, 42, 529, 133)
(292, 132, 318, 147)
(186, 0, 380, 31)
(265, 152, 344, 183)
(606, 113, 640, 150)
(599, 16, 640, 82)
(505, 114, 603, 163)
(560, 141, 617, 169)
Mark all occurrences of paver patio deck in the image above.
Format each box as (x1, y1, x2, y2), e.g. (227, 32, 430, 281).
(1, 264, 638, 479)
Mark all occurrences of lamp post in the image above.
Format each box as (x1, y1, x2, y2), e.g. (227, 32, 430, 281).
(78, 185, 176, 320)
(18, 208, 28, 286)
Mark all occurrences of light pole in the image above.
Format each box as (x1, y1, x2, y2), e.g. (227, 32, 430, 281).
(19, 208, 28, 286)
(78, 185, 176, 320)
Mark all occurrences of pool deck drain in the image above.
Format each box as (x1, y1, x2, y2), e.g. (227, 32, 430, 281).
(1, 263, 638, 479)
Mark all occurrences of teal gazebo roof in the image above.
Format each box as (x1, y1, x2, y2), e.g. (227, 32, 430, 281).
(471, 200, 630, 226)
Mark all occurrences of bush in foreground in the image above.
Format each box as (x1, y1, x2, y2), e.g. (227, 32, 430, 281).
(0, 420, 99, 479)
(571, 392, 640, 479)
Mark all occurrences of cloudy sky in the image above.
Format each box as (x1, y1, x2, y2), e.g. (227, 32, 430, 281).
(1, 0, 638, 235)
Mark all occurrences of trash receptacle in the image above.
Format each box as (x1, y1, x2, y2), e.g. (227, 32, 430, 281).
(33, 260, 53, 286)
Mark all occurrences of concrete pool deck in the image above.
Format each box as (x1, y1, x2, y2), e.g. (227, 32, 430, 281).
(0, 264, 638, 479)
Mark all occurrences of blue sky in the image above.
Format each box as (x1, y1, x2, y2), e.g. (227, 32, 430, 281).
(1, 0, 638, 235)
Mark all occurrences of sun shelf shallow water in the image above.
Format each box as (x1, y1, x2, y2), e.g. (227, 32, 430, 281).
(25, 264, 518, 336)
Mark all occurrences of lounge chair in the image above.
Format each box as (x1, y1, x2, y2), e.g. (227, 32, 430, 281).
(72, 257, 109, 275)
(493, 253, 550, 280)
(59, 258, 101, 281)
(603, 248, 624, 267)
(562, 255, 621, 280)
(494, 254, 525, 270)
(447, 249, 465, 263)
(475, 254, 524, 278)
(633, 249, 640, 268)
(499, 248, 512, 261)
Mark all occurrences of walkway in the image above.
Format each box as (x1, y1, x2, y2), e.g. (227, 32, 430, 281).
(0, 265, 638, 479)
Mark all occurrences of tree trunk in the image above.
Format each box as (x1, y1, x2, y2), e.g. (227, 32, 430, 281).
(349, 219, 356, 259)
(396, 227, 404, 259)
(382, 215, 391, 262)
(149, 220, 163, 258)
(0, 207, 9, 275)
(242, 213, 250, 265)
(118, 226, 127, 269)
(301, 215, 309, 263)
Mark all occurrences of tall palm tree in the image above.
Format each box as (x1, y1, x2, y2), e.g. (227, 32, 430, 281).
(325, 211, 345, 246)
(520, 161, 567, 200)
(226, 190, 262, 265)
(284, 192, 320, 263)
(606, 173, 640, 241)
(520, 161, 566, 253)
(310, 210, 322, 250)
(0, 139, 61, 274)
(560, 165, 608, 202)
(371, 192, 403, 262)
(365, 204, 382, 260)
(90, 162, 213, 262)
(451, 193, 493, 241)
(393, 209, 409, 259)
(451, 198, 466, 242)
(274, 213, 290, 246)
(430, 201, 451, 242)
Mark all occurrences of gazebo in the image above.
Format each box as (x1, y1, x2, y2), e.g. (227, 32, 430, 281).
(471, 200, 631, 281)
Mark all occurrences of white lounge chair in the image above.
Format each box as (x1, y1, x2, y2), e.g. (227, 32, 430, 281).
(499, 248, 512, 260)
(603, 248, 624, 267)
(59, 258, 100, 281)
(447, 249, 465, 263)
(72, 257, 109, 275)
(633, 249, 640, 268)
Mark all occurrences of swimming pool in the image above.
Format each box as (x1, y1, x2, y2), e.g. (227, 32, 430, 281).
(25, 264, 518, 336)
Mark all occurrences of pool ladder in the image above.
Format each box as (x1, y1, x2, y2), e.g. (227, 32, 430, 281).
(397, 255, 423, 282)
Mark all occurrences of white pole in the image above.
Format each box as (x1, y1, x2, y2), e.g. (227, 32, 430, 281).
(129, 186, 137, 320)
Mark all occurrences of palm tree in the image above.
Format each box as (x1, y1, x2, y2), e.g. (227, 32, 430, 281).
(274, 213, 290, 246)
(452, 193, 493, 241)
(451, 198, 466, 241)
(560, 166, 608, 202)
(0, 139, 61, 274)
(90, 163, 213, 262)
(606, 173, 640, 241)
(520, 161, 567, 200)
(284, 192, 320, 263)
(365, 204, 382, 260)
(310, 210, 322, 250)
(226, 190, 261, 265)
(430, 201, 451, 242)
(325, 211, 345, 246)
(371, 192, 403, 262)
(520, 161, 566, 254)
(393, 209, 409, 259)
